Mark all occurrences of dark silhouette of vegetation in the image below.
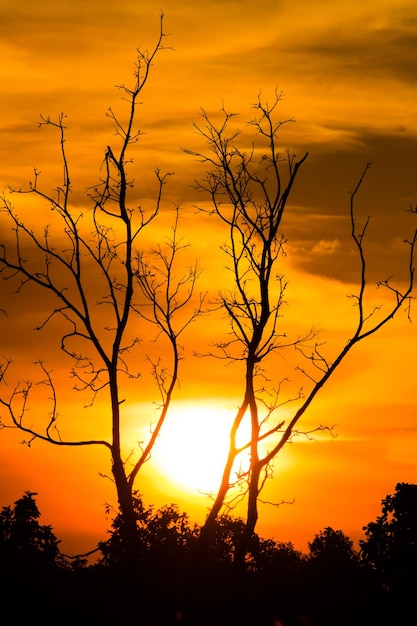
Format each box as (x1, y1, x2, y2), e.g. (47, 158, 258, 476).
(0, 492, 73, 621)
(360, 482, 417, 624)
(1, 485, 416, 625)
(0, 18, 416, 622)
(186, 101, 416, 564)
(302, 527, 367, 625)
(0, 14, 203, 566)
(0, 491, 61, 568)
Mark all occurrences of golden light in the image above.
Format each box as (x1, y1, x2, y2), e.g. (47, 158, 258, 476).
(124, 397, 300, 505)
(150, 401, 239, 496)
(138, 399, 298, 502)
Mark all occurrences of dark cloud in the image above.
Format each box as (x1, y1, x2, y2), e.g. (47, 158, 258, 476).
(281, 130, 417, 283)
(284, 20, 417, 84)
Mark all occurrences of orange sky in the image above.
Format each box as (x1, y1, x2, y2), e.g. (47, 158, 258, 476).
(0, 0, 416, 555)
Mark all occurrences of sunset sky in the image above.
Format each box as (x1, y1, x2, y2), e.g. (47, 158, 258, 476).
(0, 0, 416, 556)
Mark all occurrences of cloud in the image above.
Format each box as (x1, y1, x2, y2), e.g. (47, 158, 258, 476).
(311, 238, 341, 256)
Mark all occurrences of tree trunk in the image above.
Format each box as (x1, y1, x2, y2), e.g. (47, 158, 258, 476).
(235, 460, 261, 570)
(194, 398, 250, 562)
(111, 455, 141, 562)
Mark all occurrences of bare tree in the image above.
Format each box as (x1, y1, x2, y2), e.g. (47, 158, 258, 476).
(0, 14, 202, 562)
(186, 93, 416, 565)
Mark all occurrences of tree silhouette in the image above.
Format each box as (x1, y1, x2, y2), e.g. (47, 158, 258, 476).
(1, 487, 413, 625)
(186, 94, 417, 564)
(0, 14, 202, 565)
(0, 491, 60, 567)
(361, 482, 417, 622)
(0, 491, 68, 620)
(304, 527, 369, 626)
(308, 526, 358, 566)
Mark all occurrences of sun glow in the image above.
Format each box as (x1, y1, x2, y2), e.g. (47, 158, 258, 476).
(129, 399, 298, 500)
(150, 401, 244, 496)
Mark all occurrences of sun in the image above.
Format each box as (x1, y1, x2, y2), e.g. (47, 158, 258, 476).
(125, 398, 293, 501)
(149, 401, 242, 496)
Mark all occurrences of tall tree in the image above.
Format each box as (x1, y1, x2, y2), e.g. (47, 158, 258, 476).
(187, 93, 416, 563)
(0, 14, 201, 562)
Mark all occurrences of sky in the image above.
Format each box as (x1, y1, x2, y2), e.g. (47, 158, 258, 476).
(0, 0, 416, 555)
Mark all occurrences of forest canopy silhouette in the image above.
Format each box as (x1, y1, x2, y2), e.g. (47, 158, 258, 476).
(1, 483, 416, 625)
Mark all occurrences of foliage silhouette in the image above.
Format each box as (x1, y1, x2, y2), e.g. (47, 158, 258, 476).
(1, 487, 416, 625)
(0, 490, 61, 568)
(308, 526, 358, 567)
(360, 482, 417, 624)
(0, 492, 76, 622)
(302, 527, 368, 625)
